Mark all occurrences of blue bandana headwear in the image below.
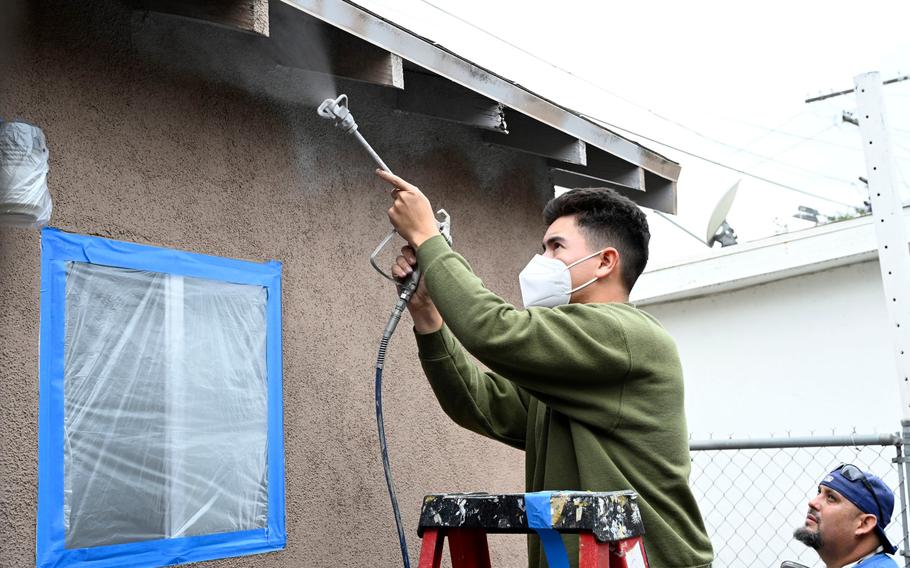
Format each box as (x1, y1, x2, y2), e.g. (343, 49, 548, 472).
(820, 465, 895, 554)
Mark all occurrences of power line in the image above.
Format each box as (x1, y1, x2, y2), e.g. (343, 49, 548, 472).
(718, 114, 875, 154)
(420, 1, 862, 208)
(644, 110, 859, 186)
(716, 111, 806, 160)
(612, 105, 866, 189)
(718, 123, 861, 187)
(700, 107, 910, 159)
(420, 2, 788, 148)
(584, 115, 859, 208)
(895, 165, 910, 191)
(739, 123, 868, 192)
(420, 0, 652, 112)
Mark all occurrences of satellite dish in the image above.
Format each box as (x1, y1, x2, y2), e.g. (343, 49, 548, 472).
(706, 180, 740, 247)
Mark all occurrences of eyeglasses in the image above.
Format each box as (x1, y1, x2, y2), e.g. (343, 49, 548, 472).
(835, 463, 884, 523)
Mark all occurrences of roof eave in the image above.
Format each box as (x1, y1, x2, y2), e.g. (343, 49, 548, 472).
(279, 0, 681, 183)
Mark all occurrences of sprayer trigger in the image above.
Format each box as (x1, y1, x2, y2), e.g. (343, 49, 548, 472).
(435, 209, 452, 246)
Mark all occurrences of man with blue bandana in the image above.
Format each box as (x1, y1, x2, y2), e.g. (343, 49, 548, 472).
(793, 464, 898, 567)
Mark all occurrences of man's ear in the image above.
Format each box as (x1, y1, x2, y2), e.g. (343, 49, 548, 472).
(855, 513, 878, 537)
(595, 248, 620, 279)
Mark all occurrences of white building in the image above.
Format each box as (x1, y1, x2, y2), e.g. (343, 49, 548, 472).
(634, 210, 904, 438)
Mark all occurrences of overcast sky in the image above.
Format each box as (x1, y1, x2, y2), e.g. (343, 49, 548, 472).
(357, 0, 910, 265)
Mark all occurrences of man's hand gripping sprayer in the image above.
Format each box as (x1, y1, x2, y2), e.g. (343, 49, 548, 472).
(316, 94, 451, 568)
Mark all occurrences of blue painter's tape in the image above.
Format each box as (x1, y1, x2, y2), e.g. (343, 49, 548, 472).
(265, 276, 286, 547)
(40, 227, 282, 288)
(525, 492, 570, 568)
(36, 228, 286, 567)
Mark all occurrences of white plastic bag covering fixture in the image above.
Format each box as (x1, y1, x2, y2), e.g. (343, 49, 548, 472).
(0, 121, 52, 227)
(63, 262, 269, 549)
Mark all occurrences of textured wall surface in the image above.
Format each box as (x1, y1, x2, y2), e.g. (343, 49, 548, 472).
(0, 1, 555, 566)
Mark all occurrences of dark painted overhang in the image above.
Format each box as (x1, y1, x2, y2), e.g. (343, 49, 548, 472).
(279, 0, 681, 213)
(132, 0, 681, 212)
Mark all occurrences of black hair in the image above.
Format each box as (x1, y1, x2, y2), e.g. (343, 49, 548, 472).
(542, 188, 650, 291)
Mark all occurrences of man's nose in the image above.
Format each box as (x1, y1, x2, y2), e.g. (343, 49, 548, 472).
(807, 494, 822, 510)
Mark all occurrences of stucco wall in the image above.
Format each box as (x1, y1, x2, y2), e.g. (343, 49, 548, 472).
(0, 2, 553, 566)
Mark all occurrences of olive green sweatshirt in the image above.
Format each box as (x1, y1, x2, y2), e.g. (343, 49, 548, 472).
(413, 235, 713, 568)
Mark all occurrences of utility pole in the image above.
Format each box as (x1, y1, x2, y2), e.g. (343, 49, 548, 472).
(853, 73, 910, 419)
(839, 72, 910, 565)
(808, 73, 910, 420)
(809, 73, 910, 564)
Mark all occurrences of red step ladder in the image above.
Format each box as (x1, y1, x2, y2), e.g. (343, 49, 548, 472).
(416, 491, 649, 568)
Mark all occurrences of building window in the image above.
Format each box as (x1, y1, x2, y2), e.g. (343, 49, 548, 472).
(37, 228, 285, 567)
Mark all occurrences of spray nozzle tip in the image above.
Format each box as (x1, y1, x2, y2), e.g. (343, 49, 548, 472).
(317, 94, 358, 134)
(316, 95, 344, 117)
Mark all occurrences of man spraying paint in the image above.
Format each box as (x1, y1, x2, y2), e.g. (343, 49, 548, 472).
(379, 169, 714, 568)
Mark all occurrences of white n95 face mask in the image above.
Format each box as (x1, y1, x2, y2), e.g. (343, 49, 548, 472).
(518, 250, 604, 308)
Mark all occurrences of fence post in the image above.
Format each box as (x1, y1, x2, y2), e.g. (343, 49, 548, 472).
(901, 421, 910, 567)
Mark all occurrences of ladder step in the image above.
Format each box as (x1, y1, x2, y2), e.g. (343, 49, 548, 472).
(416, 492, 649, 568)
(418, 491, 644, 540)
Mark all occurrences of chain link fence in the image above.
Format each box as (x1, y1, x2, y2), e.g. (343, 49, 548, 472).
(689, 434, 909, 568)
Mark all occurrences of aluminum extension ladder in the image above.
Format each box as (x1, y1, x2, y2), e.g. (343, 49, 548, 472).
(416, 491, 649, 567)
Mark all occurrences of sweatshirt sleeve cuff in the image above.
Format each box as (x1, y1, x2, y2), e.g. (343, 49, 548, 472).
(415, 324, 456, 361)
(415, 234, 451, 273)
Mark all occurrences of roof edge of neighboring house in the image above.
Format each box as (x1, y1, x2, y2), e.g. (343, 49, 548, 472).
(631, 208, 906, 307)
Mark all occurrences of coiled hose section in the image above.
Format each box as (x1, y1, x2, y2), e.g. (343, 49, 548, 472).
(375, 268, 420, 568)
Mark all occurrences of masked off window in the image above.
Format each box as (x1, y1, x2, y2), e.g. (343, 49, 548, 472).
(62, 261, 269, 548)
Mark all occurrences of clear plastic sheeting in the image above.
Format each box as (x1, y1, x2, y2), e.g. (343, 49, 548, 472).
(0, 120, 52, 227)
(63, 261, 269, 549)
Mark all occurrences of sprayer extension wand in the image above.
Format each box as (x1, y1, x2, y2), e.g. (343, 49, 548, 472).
(317, 94, 392, 172)
(318, 94, 451, 568)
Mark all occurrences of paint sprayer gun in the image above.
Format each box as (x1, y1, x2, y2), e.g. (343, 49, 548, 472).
(317, 94, 451, 304)
(317, 94, 451, 568)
